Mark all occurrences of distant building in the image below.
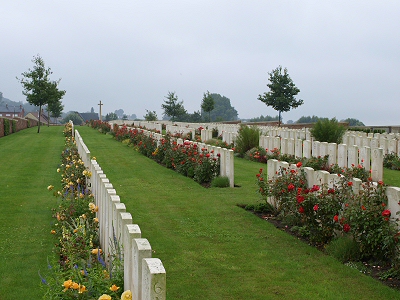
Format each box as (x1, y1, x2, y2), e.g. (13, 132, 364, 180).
(25, 110, 49, 124)
(0, 104, 25, 118)
(79, 112, 99, 123)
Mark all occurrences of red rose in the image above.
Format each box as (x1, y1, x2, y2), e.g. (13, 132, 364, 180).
(347, 182, 353, 187)
(296, 195, 304, 204)
(296, 161, 302, 168)
(288, 183, 295, 191)
(313, 204, 319, 211)
(298, 206, 304, 214)
(259, 168, 263, 174)
(333, 215, 339, 222)
(382, 209, 391, 218)
(343, 224, 351, 233)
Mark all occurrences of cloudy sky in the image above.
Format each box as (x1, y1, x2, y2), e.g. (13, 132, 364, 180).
(1, 1, 399, 125)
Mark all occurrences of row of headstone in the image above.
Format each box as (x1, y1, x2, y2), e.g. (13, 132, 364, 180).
(75, 129, 166, 299)
(118, 125, 236, 187)
(260, 136, 384, 181)
(267, 159, 400, 224)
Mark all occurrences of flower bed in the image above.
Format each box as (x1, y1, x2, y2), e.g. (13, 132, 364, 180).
(40, 122, 131, 300)
(255, 163, 400, 279)
(93, 122, 220, 185)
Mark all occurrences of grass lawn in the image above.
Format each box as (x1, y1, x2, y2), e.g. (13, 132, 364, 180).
(0, 126, 65, 299)
(1, 125, 400, 299)
(77, 126, 400, 300)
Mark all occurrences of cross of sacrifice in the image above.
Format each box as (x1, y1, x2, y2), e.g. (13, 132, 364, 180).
(98, 101, 103, 121)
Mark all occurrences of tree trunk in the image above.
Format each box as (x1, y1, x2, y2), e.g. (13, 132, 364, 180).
(37, 105, 42, 133)
(278, 111, 281, 127)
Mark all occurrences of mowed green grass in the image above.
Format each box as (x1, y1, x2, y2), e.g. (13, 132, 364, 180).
(77, 126, 400, 300)
(0, 126, 65, 299)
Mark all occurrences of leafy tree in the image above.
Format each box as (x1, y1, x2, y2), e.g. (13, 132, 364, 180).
(17, 55, 66, 132)
(235, 125, 261, 156)
(258, 66, 303, 126)
(114, 109, 124, 119)
(309, 118, 346, 144)
(105, 112, 118, 121)
(201, 91, 214, 122)
(208, 93, 238, 121)
(46, 80, 65, 126)
(144, 110, 158, 121)
(341, 118, 365, 127)
(122, 114, 128, 120)
(62, 112, 84, 125)
(161, 91, 186, 122)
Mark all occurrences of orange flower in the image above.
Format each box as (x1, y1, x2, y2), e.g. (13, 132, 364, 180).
(63, 279, 73, 289)
(50, 230, 56, 234)
(109, 284, 120, 292)
(71, 282, 79, 290)
(79, 284, 87, 293)
(91, 248, 103, 255)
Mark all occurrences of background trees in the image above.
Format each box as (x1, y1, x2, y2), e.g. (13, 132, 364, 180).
(17, 55, 65, 132)
(144, 110, 158, 121)
(161, 91, 186, 121)
(258, 66, 303, 126)
(201, 91, 214, 122)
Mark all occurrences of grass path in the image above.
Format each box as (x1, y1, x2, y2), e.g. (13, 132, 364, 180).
(0, 126, 65, 299)
(77, 126, 400, 300)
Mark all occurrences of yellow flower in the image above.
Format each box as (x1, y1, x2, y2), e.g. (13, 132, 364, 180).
(121, 290, 132, 300)
(57, 168, 60, 173)
(98, 295, 112, 300)
(89, 202, 96, 210)
(73, 228, 78, 233)
(92, 156, 96, 160)
(91, 248, 102, 255)
(71, 282, 79, 290)
(110, 284, 120, 292)
(63, 279, 73, 290)
(78, 284, 87, 293)
(50, 230, 56, 234)
(94, 217, 99, 223)
(47, 185, 54, 191)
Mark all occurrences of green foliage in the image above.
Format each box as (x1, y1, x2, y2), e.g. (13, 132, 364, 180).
(211, 176, 230, 188)
(105, 112, 118, 121)
(258, 66, 303, 126)
(325, 236, 361, 263)
(89, 120, 111, 134)
(144, 109, 158, 121)
(62, 112, 84, 125)
(341, 118, 365, 126)
(17, 55, 66, 133)
(208, 93, 238, 121)
(235, 125, 260, 156)
(201, 91, 215, 122)
(309, 117, 346, 144)
(161, 91, 186, 121)
(384, 153, 400, 170)
(248, 115, 279, 122)
(3, 118, 10, 135)
(296, 115, 326, 123)
(11, 120, 16, 133)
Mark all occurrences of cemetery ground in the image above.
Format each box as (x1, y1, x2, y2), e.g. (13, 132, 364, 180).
(1, 126, 400, 299)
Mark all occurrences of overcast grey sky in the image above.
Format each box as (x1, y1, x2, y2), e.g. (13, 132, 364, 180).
(1, 1, 399, 125)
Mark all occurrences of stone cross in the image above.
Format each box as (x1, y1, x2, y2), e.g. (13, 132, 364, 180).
(98, 101, 103, 121)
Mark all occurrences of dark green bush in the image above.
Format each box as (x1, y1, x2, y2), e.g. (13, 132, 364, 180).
(211, 176, 230, 188)
(325, 236, 361, 263)
(309, 118, 346, 144)
(3, 119, 10, 136)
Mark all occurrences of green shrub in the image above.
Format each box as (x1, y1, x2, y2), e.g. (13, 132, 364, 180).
(3, 119, 10, 136)
(235, 125, 260, 156)
(325, 236, 361, 263)
(309, 118, 346, 144)
(211, 176, 230, 188)
(12, 120, 16, 133)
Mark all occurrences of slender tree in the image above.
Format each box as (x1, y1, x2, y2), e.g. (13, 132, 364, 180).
(258, 66, 303, 126)
(144, 110, 158, 121)
(47, 80, 66, 126)
(17, 55, 65, 132)
(201, 90, 215, 122)
(161, 91, 186, 122)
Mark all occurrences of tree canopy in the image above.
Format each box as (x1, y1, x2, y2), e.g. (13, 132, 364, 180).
(258, 66, 303, 126)
(144, 110, 158, 121)
(201, 91, 215, 122)
(208, 93, 238, 122)
(17, 55, 65, 132)
(161, 91, 186, 122)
